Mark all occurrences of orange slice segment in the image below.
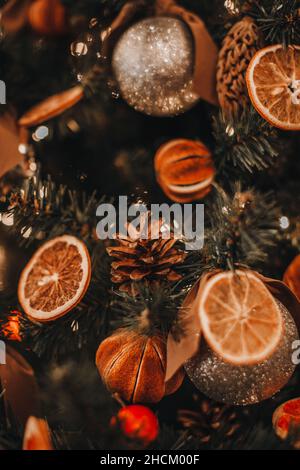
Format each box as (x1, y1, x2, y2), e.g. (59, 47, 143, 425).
(23, 417, 52, 451)
(199, 270, 283, 365)
(18, 235, 91, 322)
(246, 45, 300, 130)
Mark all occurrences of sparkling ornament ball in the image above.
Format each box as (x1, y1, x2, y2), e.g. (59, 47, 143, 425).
(185, 302, 298, 406)
(112, 17, 199, 117)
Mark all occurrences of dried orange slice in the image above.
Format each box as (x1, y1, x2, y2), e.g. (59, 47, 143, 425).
(18, 235, 91, 322)
(199, 270, 283, 365)
(18, 86, 84, 128)
(246, 45, 300, 130)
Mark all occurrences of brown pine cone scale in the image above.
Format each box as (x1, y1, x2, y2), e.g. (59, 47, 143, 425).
(107, 217, 186, 292)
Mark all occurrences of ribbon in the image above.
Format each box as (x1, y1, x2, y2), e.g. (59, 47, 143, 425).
(165, 270, 220, 381)
(0, 112, 23, 179)
(155, 0, 218, 105)
(0, 345, 40, 426)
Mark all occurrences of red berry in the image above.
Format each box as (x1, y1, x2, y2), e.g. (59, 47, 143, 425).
(112, 405, 159, 446)
(273, 398, 300, 445)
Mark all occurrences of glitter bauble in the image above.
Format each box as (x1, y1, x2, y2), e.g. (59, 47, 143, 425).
(185, 302, 298, 406)
(112, 17, 199, 117)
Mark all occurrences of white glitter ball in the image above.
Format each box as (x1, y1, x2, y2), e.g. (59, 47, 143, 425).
(185, 301, 299, 406)
(112, 17, 199, 117)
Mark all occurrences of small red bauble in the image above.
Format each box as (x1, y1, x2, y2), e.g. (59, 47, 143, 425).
(273, 398, 300, 448)
(28, 0, 67, 36)
(112, 405, 159, 446)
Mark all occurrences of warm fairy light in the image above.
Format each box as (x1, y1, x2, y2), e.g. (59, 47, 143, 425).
(21, 226, 32, 239)
(280, 216, 290, 230)
(29, 161, 37, 172)
(70, 41, 88, 57)
(67, 119, 80, 133)
(18, 143, 28, 155)
(2, 211, 14, 226)
(225, 124, 235, 137)
(224, 0, 239, 15)
(33, 125, 49, 142)
(222, 206, 229, 214)
(89, 18, 98, 29)
(39, 186, 45, 198)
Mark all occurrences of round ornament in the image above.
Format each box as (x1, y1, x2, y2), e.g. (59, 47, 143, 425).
(154, 139, 215, 202)
(185, 301, 298, 406)
(273, 398, 300, 448)
(112, 17, 199, 117)
(111, 405, 159, 447)
(96, 329, 184, 404)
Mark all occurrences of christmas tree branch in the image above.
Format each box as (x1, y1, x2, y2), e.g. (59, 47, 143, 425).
(5, 172, 110, 246)
(212, 107, 279, 178)
(191, 184, 280, 272)
(249, 0, 300, 47)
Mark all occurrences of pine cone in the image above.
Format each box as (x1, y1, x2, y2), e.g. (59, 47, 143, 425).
(217, 16, 261, 117)
(178, 397, 250, 446)
(107, 214, 186, 293)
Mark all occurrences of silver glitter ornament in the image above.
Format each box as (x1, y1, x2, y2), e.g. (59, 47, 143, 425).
(185, 302, 298, 406)
(112, 17, 199, 117)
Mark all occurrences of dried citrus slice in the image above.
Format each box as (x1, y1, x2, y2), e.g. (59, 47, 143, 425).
(18, 86, 84, 128)
(246, 45, 300, 130)
(199, 270, 283, 365)
(18, 235, 91, 322)
(23, 417, 52, 451)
